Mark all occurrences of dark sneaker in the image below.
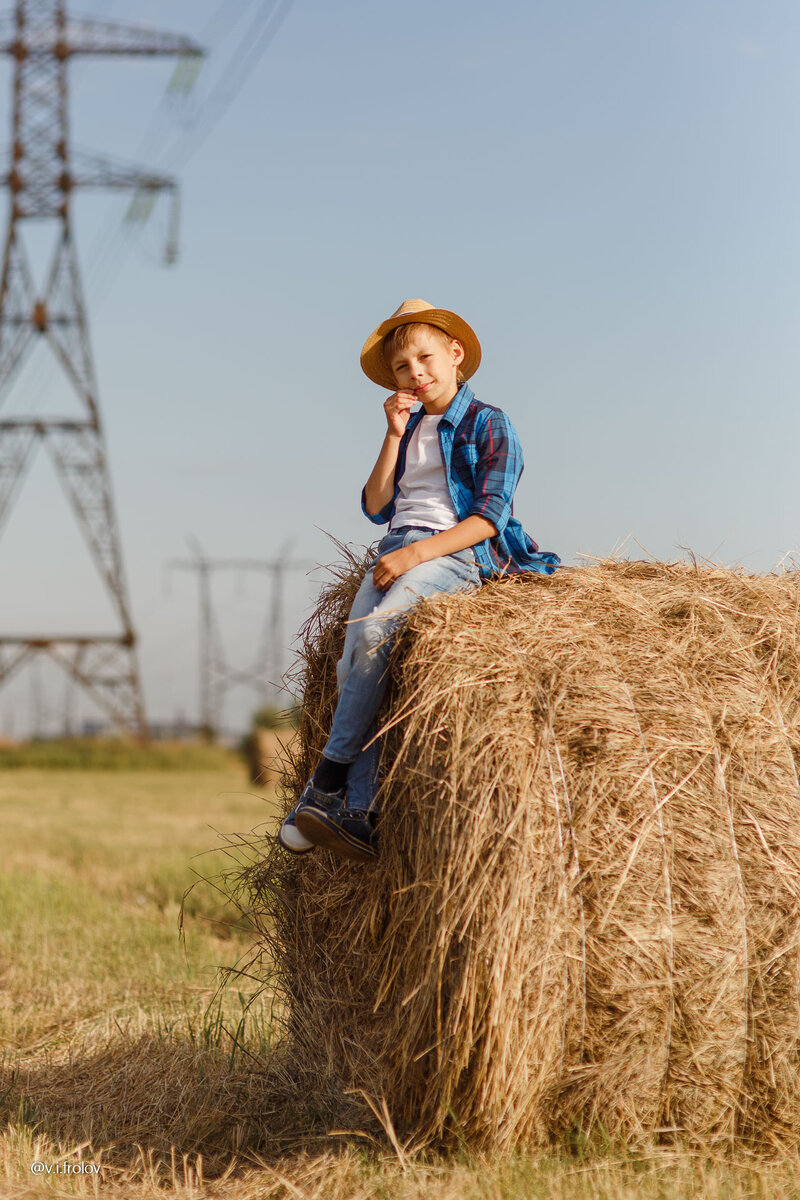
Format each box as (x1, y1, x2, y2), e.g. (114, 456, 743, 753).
(293, 778, 346, 836)
(277, 803, 316, 855)
(296, 800, 379, 864)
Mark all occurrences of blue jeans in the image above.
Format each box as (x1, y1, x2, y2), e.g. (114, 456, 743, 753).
(322, 526, 481, 811)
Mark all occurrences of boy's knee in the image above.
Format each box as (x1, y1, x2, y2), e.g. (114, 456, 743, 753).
(337, 614, 399, 692)
(355, 613, 398, 661)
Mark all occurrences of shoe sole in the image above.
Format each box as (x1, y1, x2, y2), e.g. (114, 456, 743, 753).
(295, 809, 378, 863)
(277, 828, 314, 855)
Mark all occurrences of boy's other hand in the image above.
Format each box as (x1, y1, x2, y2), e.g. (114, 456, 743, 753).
(372, 544, 421, 592)
(384, 390, 417, 439)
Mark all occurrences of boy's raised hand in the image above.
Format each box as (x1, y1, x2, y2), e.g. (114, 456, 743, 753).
(384, 390, 418, 439)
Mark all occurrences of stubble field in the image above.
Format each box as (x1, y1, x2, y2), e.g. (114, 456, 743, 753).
(1, 764, 799, 1199)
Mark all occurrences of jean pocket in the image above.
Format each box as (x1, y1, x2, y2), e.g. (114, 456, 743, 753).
(372, 534, 403, 563)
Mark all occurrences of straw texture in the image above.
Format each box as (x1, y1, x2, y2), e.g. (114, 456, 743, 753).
(241, 551, 800, 1154)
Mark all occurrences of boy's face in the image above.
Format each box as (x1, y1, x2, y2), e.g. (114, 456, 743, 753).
(388, 327, 465, 414)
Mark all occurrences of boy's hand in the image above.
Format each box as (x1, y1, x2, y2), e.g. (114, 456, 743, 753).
(384, 390, 418, 439)
(372, 544, 421, 592)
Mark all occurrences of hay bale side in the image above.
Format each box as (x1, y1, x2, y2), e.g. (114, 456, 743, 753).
(248, 728, 297, 786)
(243, 555, 800, 1154)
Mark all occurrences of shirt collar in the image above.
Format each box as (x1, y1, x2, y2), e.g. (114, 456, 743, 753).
(438, 382, 474, 427)
(405, 382, 474, 436)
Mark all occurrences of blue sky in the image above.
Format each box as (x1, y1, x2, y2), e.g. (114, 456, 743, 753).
(0, 0, 797, 736)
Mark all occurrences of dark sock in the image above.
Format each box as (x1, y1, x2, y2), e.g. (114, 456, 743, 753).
(312, 757, 348, 793)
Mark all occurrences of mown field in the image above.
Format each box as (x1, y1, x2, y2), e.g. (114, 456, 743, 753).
(1, 762, 799, 1198)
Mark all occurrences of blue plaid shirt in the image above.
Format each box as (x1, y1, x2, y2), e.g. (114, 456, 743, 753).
(361, 382, 560, 581)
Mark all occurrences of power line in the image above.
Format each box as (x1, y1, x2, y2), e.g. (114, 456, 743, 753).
(85, 0, 297, 307)
(158, 0, 297, 173)
(20, 0, 298, 413)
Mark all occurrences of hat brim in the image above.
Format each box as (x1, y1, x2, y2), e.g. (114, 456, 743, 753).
(360, 307, 481, 391)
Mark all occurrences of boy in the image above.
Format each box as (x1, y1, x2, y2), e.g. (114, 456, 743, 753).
(278, 298, 559, 864)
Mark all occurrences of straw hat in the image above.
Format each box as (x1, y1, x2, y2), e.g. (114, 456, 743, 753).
(360, 298, 481, 391)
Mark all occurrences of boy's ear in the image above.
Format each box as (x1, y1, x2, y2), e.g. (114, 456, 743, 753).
(452, 338, 465, 366)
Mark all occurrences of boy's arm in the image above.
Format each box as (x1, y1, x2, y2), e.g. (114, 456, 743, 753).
(466, 408, 523, 536)
(362, 430, 403, 517)
(371, 409, 522, 592)
(362, 389, 418, 519)
(371, 515, 496, 591)
(407, 515, 497, 562)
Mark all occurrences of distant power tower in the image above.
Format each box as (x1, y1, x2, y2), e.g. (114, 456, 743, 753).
(0, 2, 202, 735)
(168, 545, 315, 740)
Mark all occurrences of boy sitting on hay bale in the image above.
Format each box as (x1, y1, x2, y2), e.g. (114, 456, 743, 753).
(278, 298, 559, 863)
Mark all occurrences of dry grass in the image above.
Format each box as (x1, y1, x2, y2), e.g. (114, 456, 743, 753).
(232, 550, 800, 1157)
(3, 1130, 800, 1199)
(0, 767, 264, 1054)
(0, 767, 291, 1186)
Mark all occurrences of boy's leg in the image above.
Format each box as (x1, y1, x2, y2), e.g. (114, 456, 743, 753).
(341, 716, 380, 812)
(278, 534, 402, 854)
(323, 534, 481, 774)
(295, 531, 479, 860)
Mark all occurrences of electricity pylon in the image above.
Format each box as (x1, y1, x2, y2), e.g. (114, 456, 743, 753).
(167, 546, 315, 740)
(0, 2, 202, 736)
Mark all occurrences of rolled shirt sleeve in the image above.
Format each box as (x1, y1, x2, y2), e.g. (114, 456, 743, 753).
(361, 485, 393, 525)
(467, 409, 523, 536)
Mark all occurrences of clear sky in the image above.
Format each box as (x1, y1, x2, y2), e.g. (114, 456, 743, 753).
(0, 0, 798, 737)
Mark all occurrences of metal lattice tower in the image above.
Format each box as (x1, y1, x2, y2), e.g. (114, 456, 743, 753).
(168, 548, 315, 740)
(0, 1, 202, 736)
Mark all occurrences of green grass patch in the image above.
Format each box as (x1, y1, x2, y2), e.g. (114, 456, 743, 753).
(0, 768, 277, 1057)
(0, 738, 239, 770)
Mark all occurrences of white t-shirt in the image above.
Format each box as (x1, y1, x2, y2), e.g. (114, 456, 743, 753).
(389, 414, 459, 532)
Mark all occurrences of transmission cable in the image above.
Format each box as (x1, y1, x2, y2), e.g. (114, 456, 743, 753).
(86, 0, 297, 304)
(23, 0, 297, 415)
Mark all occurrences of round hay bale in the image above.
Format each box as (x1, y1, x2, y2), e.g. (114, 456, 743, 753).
(242, 552, 800, 1154)
(249, 728, 297, 786)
